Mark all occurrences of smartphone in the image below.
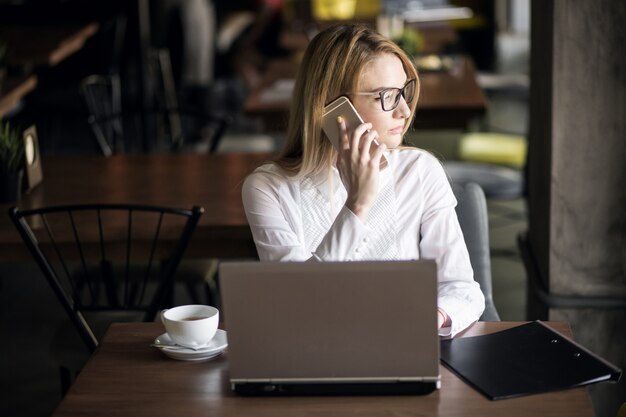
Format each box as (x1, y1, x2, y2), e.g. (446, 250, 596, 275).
(322, 96, 388, 168)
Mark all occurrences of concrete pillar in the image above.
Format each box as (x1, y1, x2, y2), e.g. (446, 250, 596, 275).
(525, 1, 626, 416)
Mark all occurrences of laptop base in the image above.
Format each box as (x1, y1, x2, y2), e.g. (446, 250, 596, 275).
(232, 381, 438, 396)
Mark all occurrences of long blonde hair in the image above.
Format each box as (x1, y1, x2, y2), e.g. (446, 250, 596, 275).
(273, 24, 420, 178)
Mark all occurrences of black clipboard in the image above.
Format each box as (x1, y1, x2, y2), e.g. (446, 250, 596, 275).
(440, 321, 622, 400)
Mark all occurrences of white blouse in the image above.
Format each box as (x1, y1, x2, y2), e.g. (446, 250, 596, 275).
(242, 148, 485, 337)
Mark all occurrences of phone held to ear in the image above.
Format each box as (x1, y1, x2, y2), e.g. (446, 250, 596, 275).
(322, 96, 388, 169)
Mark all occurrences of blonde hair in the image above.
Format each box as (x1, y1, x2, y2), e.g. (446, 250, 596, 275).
(273, 24, 420, 178)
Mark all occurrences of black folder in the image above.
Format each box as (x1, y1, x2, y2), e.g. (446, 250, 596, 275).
(440, 321, 622, 400)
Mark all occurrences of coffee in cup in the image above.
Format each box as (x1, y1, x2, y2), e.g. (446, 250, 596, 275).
(161, 304, 219, 348)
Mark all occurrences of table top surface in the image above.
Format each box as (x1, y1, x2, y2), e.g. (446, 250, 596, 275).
(51, 321, 595, 417)
(0, 73, 37, 118)
(0, 22, 99, 117)
(0, 153, 273, 260)
(0, 23, 99, 67)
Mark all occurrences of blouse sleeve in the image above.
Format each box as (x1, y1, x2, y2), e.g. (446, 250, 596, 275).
(418, 155, 486, 337)
(242, 170, 369, 262)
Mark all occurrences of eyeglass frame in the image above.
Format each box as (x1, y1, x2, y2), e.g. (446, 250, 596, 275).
(350, 79, 416, 112)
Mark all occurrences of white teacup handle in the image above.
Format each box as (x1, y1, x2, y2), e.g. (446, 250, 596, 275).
(160, 309, 169, 325)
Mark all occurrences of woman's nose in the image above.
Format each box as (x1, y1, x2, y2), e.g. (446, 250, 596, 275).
(394, 96, 411, 118)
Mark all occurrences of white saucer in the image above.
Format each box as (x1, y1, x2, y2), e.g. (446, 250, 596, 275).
(154, 329, 228, 361)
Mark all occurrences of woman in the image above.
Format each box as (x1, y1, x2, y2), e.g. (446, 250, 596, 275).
(242, 24, 484, 337)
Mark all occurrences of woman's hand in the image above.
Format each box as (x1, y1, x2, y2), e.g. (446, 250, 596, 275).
(438, 308, 450, 329)
(336, 116, 386, 222)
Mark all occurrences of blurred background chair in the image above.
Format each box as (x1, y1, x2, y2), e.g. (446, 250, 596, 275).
(452, 182, 500, 321)
(444, 41, 529, 202)
(80, 74, 123, 156)
(459, 132, 526, 168)
(444, 159, 524, 200)
(444, 131, 527, 200)
(79, 2, 232, 155)
(9, 204, 203, 393)
(80, 48, 231, 154)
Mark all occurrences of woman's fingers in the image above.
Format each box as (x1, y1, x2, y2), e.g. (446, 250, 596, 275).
(351, 123, 373, 154)
(371, 140, 387, 165)
(341, 121, 375, 160)
(337, 116, 350, 151)
(358, 130, 379, 162)
(337, 119, 380, 164)
(336, 117, 371, 150)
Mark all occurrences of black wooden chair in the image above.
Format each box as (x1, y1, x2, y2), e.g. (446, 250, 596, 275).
(9, 204, 203, 391)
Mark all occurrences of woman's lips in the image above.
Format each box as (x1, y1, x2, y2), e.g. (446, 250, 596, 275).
(389, 126, 404, 134)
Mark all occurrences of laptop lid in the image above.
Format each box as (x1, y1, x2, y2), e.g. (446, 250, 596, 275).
(219, 260, 440, 393)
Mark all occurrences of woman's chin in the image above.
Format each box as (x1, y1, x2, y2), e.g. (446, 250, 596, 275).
(379, 135, 403, 149)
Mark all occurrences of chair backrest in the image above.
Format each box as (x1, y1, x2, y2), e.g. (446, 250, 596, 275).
(9, 204, 203, 351)
(80, 74, 123, 156)
(81, 54, 231, 155)
(452, 182, 501, 321)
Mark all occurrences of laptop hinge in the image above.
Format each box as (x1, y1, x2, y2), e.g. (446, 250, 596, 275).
(232, 376, 440, 384)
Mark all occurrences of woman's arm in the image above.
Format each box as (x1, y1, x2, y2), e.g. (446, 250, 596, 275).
(242, 169, 370, 262)
(417, 155, 485, 337)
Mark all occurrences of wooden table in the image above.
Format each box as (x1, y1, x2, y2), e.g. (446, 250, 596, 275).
(0, 23, 99, 118)
(244, 55, 486, 131)
(0, 74, 37, 118)
(414, 55, 487, 129)
(51, 321, 596, 417)
(0, 153, 273, 261)
(0, 23, 99, 67)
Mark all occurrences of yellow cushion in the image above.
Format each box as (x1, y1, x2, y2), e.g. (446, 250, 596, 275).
(459, 132, 527, 168)
(312, 0, 379, 20)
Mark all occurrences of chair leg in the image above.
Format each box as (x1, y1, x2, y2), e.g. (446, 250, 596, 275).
(184, 279, 202, 304)
(206, 260, 220, 308)
(179, 259, 219, 307)
(205, 284, 214, 308)
(182, 270, 216, 306)
(59, 366, 73, 396)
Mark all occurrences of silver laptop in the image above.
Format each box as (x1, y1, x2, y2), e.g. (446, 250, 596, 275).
(219, 260, 440, 396)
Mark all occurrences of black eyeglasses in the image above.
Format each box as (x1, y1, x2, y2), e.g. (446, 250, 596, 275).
(352, 79, 416, 112)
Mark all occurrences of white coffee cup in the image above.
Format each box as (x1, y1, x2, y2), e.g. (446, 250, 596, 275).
(161, 304, 219, 348)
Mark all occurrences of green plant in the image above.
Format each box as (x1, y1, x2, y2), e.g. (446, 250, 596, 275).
(0, 121, 24, 174)
(392, 28, 424, 57)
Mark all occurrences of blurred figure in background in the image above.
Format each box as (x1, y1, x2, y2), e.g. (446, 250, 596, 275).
(152, 0, 216, 112)
(215, 0, 289, 89)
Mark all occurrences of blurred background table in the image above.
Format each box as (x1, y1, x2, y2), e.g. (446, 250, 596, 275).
(0, 22, 99, 118)
(0, 74, 37, 118)
(0, 23, 99, 68)
(0, 152, 271, 261)
(244, 54, 486, 131)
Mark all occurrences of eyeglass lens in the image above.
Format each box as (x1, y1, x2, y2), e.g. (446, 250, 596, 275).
(382, 79, 415, 111)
